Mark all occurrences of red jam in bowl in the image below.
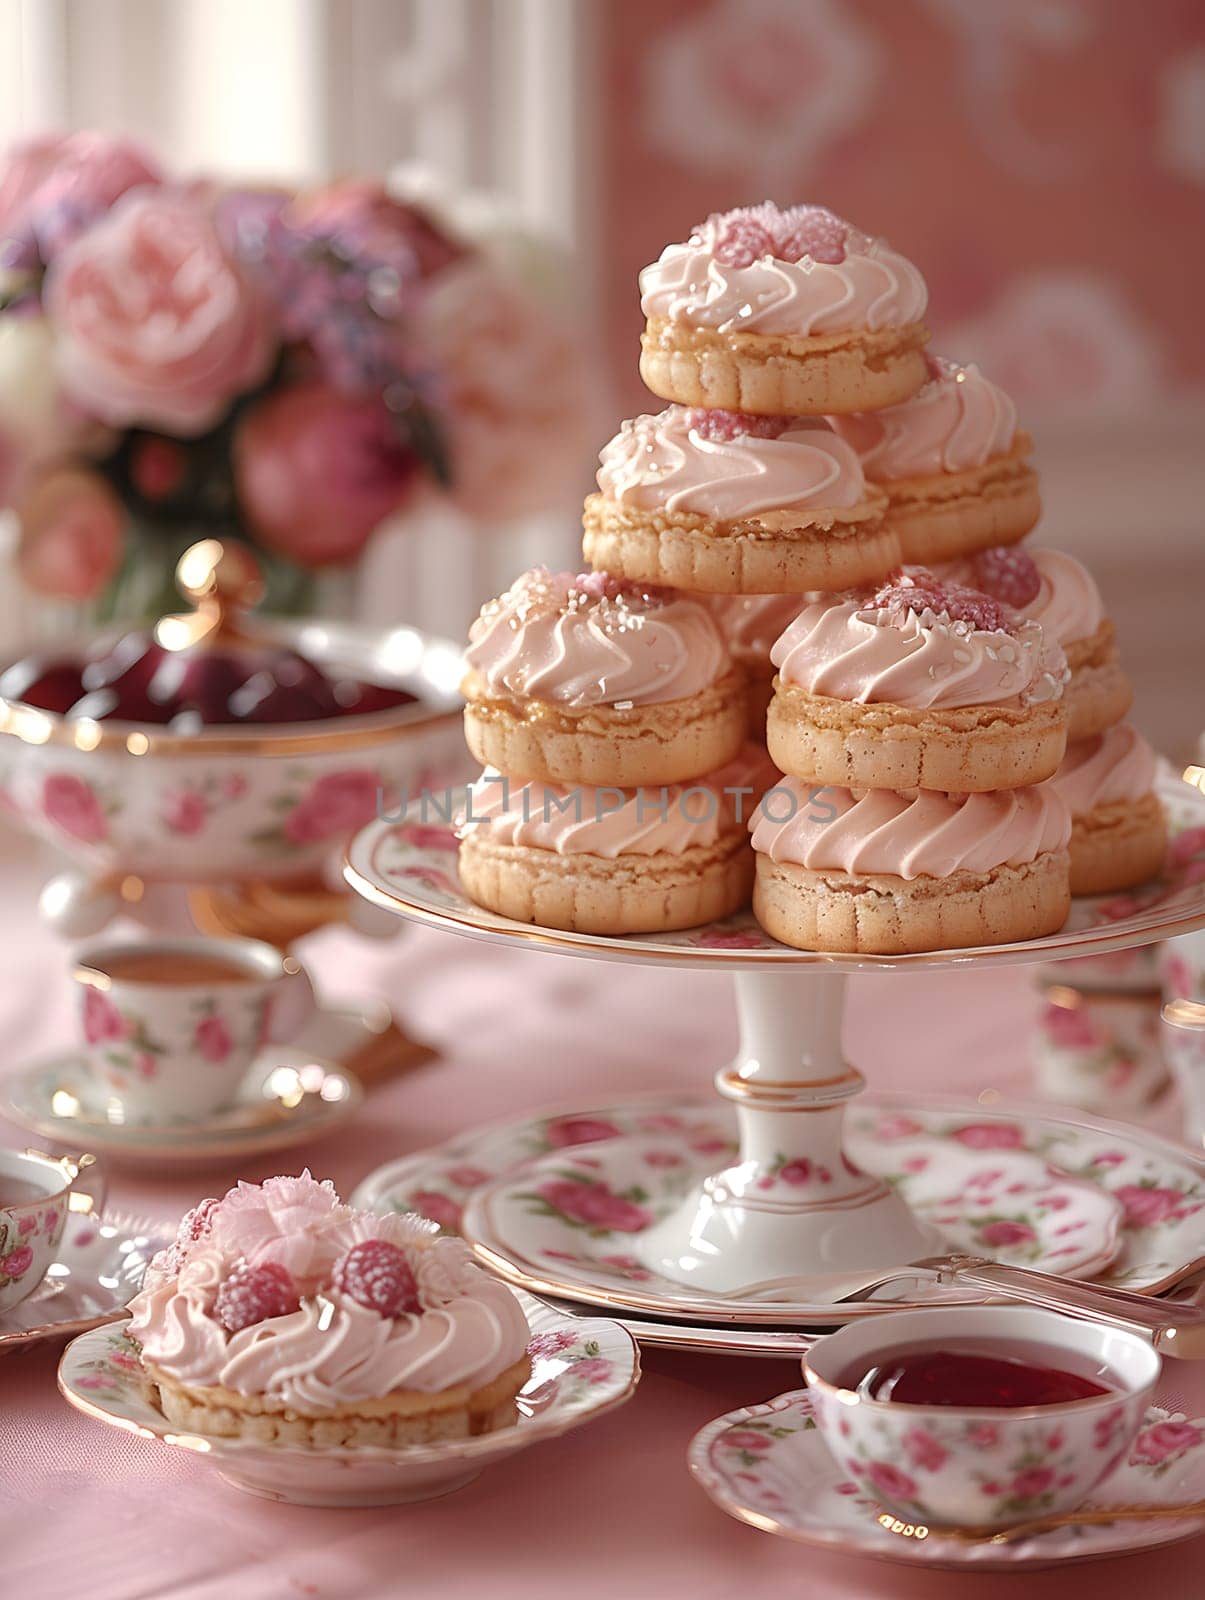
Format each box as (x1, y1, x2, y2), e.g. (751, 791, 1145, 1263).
(841, 1338, 1115, 1408)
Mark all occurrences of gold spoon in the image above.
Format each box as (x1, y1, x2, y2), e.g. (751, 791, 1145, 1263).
(874, 1498, 1205, 1545)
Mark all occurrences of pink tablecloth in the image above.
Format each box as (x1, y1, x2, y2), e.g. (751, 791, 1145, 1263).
(2, 837, 1202, 1600)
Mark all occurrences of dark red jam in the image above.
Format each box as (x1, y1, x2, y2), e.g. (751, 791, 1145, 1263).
(842, 1340, 1115, 1408)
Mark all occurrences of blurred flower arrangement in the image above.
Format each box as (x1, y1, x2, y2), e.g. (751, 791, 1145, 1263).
(0, 131, 586, 618)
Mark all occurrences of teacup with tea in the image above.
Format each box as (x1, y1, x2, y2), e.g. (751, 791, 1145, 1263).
(0, 1148, 104, 1315)
(72, 935, 316, 1123)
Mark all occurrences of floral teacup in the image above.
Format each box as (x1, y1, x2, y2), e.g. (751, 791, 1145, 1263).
(0, 1148, 104, 1314)
(72, 935, 316, 1123)
(804, 1305, 1158, 1530)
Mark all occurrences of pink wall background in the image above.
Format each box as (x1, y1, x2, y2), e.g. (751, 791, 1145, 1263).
(600, 0, 1205, 422)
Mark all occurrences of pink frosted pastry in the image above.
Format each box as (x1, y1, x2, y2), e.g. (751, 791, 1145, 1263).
(126, 1173, 532, 1445)
(583, 406, 898, 595)
(750, 778, 1072, 953)
(1048, 723, 1166, 894)
(457, 745, 776, 934)
(941, 546, 1132, 740)
(708, 590, 810, 733)
(639, 203, 930, 416)
(766, 570, 1069, 792)
(829, 356, 1039, 563)
(461, 567, 747, 786)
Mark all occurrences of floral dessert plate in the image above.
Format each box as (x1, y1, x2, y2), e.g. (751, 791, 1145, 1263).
(59, 1291, 639, 1508)
(0, 1211, 166, 1353)
(689, 1390, 1205, 1571)
(1, 1046, 361, 1163)
(353, 1091, 1203, 1331)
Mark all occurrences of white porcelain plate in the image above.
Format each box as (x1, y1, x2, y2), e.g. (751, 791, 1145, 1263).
(353, 1092, 1204, 1332)
(690, 1390, 1205, 1571)
(0, 1211, 167, 1352)
(59, 1294, 639, 1507)
(344, 766, 1205, 972)
(1, 1046, 361, 1162)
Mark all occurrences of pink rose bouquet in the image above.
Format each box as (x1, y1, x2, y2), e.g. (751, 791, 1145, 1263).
(0, 135, 587, 612)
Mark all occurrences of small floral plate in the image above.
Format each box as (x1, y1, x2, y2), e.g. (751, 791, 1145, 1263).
(58, 1292, 639, 1507)
(0, 1211, 166, 1353)
(689, 1390, 1205, 1571)
(1, 1046, 361, 1163)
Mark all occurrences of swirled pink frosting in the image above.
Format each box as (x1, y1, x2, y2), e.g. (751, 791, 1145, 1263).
(830, 358, 1020, 479)
(460, 745, 776, 857)
(127, 1174, 530, 1411)
(464, 567, 729, 708)
(939, 548, 1106, 648)
(596, 407, 865, 519)
(1049, 724, 1157, 815)
(750, 778, 1071, 880)
(770, 585, 1068, 709)
(709, 592, 808, 665)
(640, 204, 928, 335)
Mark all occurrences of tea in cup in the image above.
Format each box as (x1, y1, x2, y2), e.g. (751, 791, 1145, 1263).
(0, 1149, 105, 1315)
(72, 936, 316, 1123)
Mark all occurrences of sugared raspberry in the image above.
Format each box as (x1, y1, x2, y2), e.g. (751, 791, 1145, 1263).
(776, 205, 848, 265)
(704, 210, 775, 267)
(686, 409, 798, 443)
(176, 1196, 220, 1252)
(971, 547, 1041, 609)
(214, 1261, 299, 1333)
(331, 1240, 420, 1318)
(872, 572, 1012, 634)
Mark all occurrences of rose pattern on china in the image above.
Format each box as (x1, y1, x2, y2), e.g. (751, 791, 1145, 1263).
(41, 772, 111, 844)
(522, 1175, 653, 1236)
(542, 1116, 623, 1151)
(194, 1014, 234, 1065)
(244, 769, 383, 852)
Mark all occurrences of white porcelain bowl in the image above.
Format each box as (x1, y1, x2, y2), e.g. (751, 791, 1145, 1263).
(803, 1305, 1159, 1530)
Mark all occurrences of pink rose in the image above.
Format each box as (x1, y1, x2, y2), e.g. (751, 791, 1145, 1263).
(284, 770, 380, 844)
(977, 1219, 1038, 1248)
(544, 1116, 622, 1150)
(234, 383, 417, 567)
(445, 1165, 490, 1189)
(724, 1430, 771, 1451)
(398, 822, 458, 852)
(407, 1191, 462, 1232)
(44, 188, 274, 436)
(1010, 1466, 1055, 1498)
(194, 1015, 233, 1064)
(526, 1329, 576, 1359)
(865, 1461, 918, 1503)
(950, 1122, 1025, 1150)
(162, 788, 207, 836)
(1131, 1420, 1203, 1465)
(643, 1150, 683, 1169)
(967, 1423, 999, 1447)
(42, 772, 107, 843)
(1115, 1184, 1186, 1227)
(17, 1214, 36, 1236)
(0, 131, 160, 260)
(875, 1116, 925, 1141)
(778, 1159, 814, 1186)
(538, 1179, 651, 1234)
(287, 179, 463, 280)
(221, 773, 249, 800)
(424, 259, 590, 521)
(903, 1428, 947, 1473)
(81, 987, 128, 1045)
(0, 1244, 34, 1279)
(571, 1357, 613, 1383)
(1040, 999, 1104, 1050)
(135, 1052, 157, 1079)
(17, 467, 123, 601)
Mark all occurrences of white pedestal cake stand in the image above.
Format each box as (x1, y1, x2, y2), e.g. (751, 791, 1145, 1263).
(344, 774, 1205, 1300)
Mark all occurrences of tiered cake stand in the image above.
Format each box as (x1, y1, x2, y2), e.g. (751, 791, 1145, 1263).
(345, 768, 1205, 1321)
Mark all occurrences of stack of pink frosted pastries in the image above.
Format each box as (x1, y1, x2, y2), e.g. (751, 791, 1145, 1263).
(457, 567, 772, 935)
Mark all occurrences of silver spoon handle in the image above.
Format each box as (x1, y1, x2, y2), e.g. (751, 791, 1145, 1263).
(930, 1256, 1205, 1359)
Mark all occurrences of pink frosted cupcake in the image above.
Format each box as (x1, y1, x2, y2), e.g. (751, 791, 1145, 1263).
(766, 570, 1069, 793)
(457, 744, 776, 934)
(830, 357, 1039, 563)
(940, 545, 1132, 741)
(750, 779, 1072, 954)
(639, 203, 930, 415)
(127, 1174, 532, 1446)
(1048, 723, 1166, 895)
(583, 407, 898, 594)
(461, 567, 747, 787)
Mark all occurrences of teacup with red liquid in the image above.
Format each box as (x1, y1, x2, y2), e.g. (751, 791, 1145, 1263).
(804, 1306, 1159, 1530)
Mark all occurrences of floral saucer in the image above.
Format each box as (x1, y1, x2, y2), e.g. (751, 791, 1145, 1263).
(353, 1091, 1204, 1335)
(689, 1390, 1205, 1571)
(0, 1211, 167, 1353)
(59, 1292, 639, 1507)
(1, 1046, 361, 1163)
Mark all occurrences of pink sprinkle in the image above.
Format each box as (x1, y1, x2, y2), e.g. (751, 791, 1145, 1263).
(972, 546, 1041, 609)
(872, 569, 1014, 634)
(695, 202, 852, 267)
(571, 570, 614, 600)
(686, 409, 799, 443)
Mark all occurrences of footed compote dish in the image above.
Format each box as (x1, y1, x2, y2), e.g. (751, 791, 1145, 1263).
(344, 764, 1205, 1309)
(0, 538, 464, 941)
